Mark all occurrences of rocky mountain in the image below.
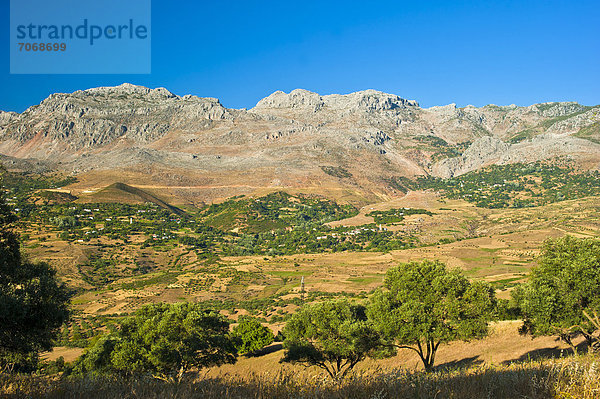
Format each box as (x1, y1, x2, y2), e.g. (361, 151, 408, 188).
(1, 84, 599, 204)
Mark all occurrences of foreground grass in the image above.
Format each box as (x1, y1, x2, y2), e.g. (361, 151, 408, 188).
(1, 355, 598, 399)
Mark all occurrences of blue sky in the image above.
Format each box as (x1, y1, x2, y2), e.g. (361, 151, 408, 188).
(1, 0, 599, 112)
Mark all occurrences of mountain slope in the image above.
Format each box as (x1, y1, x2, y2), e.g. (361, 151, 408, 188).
(1, 84, 599, 203)
(79, 182, 184, 215)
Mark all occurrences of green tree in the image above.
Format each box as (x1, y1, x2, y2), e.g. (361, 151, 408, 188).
(514, 236, 600, 352)
(0, 181, 70, 371)
(368, 260, 496, 372)
(281, 299, 384, 380)
(50, 216, 79, 228)
(70, 335, 118, 376)
(232, 316, 274, 355)
(74, 303, 237, 380)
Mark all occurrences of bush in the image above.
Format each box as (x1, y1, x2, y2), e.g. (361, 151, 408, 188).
(72, 303, 238, 380)
(232, 316, 274, 355)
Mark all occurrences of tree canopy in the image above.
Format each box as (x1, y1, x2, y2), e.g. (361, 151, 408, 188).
(281, 299, 384, 380)
(0, 183, 70, 371)
(232, 316, 274, 355)
(368, 260, 496, 371)
(73, 302, 238, 380)
(514, 236, 600, 351)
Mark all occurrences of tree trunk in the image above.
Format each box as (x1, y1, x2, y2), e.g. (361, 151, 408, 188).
(413, 339, 440, 373)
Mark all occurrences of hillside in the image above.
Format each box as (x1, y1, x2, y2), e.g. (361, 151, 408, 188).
(3, 150, 600, 398)
(1, 84, 599, 204)
(2, 87, 600, 395)
(79, 182, 184, 215)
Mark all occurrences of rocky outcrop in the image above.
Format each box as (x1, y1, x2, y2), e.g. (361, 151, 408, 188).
(432, 132, 600, 178)
(433, 137, 511, 178)
(253, 89, 324, 112)
(0, 83, 231, 153)
(528, 102, 587, 118)
(252, 89, 419, 115)
(322, 90, 419, 112)
(1, 84, 599, 194)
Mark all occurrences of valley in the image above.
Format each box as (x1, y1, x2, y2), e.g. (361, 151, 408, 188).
(3, 160, 599, 367)
(1, 84, 600, 388)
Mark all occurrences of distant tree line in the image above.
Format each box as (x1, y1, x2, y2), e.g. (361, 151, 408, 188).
(417, 162, 600, 209)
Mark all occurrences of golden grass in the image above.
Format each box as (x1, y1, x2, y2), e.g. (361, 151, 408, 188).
(2, 355, 598, 399)
(21, 192, 600, 319)
(203, 321, 579, 379)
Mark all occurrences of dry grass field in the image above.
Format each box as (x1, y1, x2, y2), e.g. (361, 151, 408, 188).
(18, 191, 600, 321)
(42, 319, 582, 369)
(9, 175, 599, 398)
(4, 354, 599, 399)
(203, 321, 584, 378)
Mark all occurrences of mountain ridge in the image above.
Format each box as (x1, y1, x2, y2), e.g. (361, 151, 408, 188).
(1, 84, 599, 204)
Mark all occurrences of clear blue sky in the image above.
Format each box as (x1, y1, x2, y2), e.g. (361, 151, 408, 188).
(1, 0, 599, 112)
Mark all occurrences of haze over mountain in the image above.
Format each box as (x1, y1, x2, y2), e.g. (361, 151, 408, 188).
(1, 83, 598, 204)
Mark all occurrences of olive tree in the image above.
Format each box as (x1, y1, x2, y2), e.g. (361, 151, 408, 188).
(281, 299, 384, 380)
(74, 303, 238, 380)
(368, 260, 496, 372)
(232, 316, 274, 355)
(0, 187, 70, 371)
(514, 236, 600, 352)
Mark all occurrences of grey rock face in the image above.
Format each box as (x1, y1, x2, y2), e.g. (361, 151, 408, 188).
(322, 90, 419, 112)
(433, 137, 511, 178)
(252, 89, 419, 114)
(1, 84, 599, 188)
(254, 89, 324, 112)
(0, 83, 231, 153)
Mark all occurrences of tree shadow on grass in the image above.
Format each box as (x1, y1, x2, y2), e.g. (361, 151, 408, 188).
(502, 341, 590, 365)
(435, 356, 483, 371)
(244, 342, 283, 357)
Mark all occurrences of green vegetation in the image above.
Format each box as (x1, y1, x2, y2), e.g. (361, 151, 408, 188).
(508, 106, 593, 143)
(574, 120, 600, 144)
(93, 182, 184, 215)
(3, 163, 600, 397)
(56, 315, 119, 349)
(0, 171, 77, 198)
(320, 165, 352, 179)
(0, 187, 70, 372)
(201, 191, 357, 233)
(78, 255, 120, 287)
(382, 175, 418, 193)
(418, 162, 600, 208)
(72, 303, 237, 381)
(366, 207, 433, 224)
(282, 299, 384, 380)
(515, 236, 600, 352)
(368, 260, 496, 371)
(414, 135, 472, 161)
(232, 316, 275, 355)
(223, 223, 418, 255)
(2, 170, 422, 262)
(415, 134, 449, 147)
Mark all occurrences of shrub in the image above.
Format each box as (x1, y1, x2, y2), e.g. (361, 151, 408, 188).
(232, 316, 275, 355)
